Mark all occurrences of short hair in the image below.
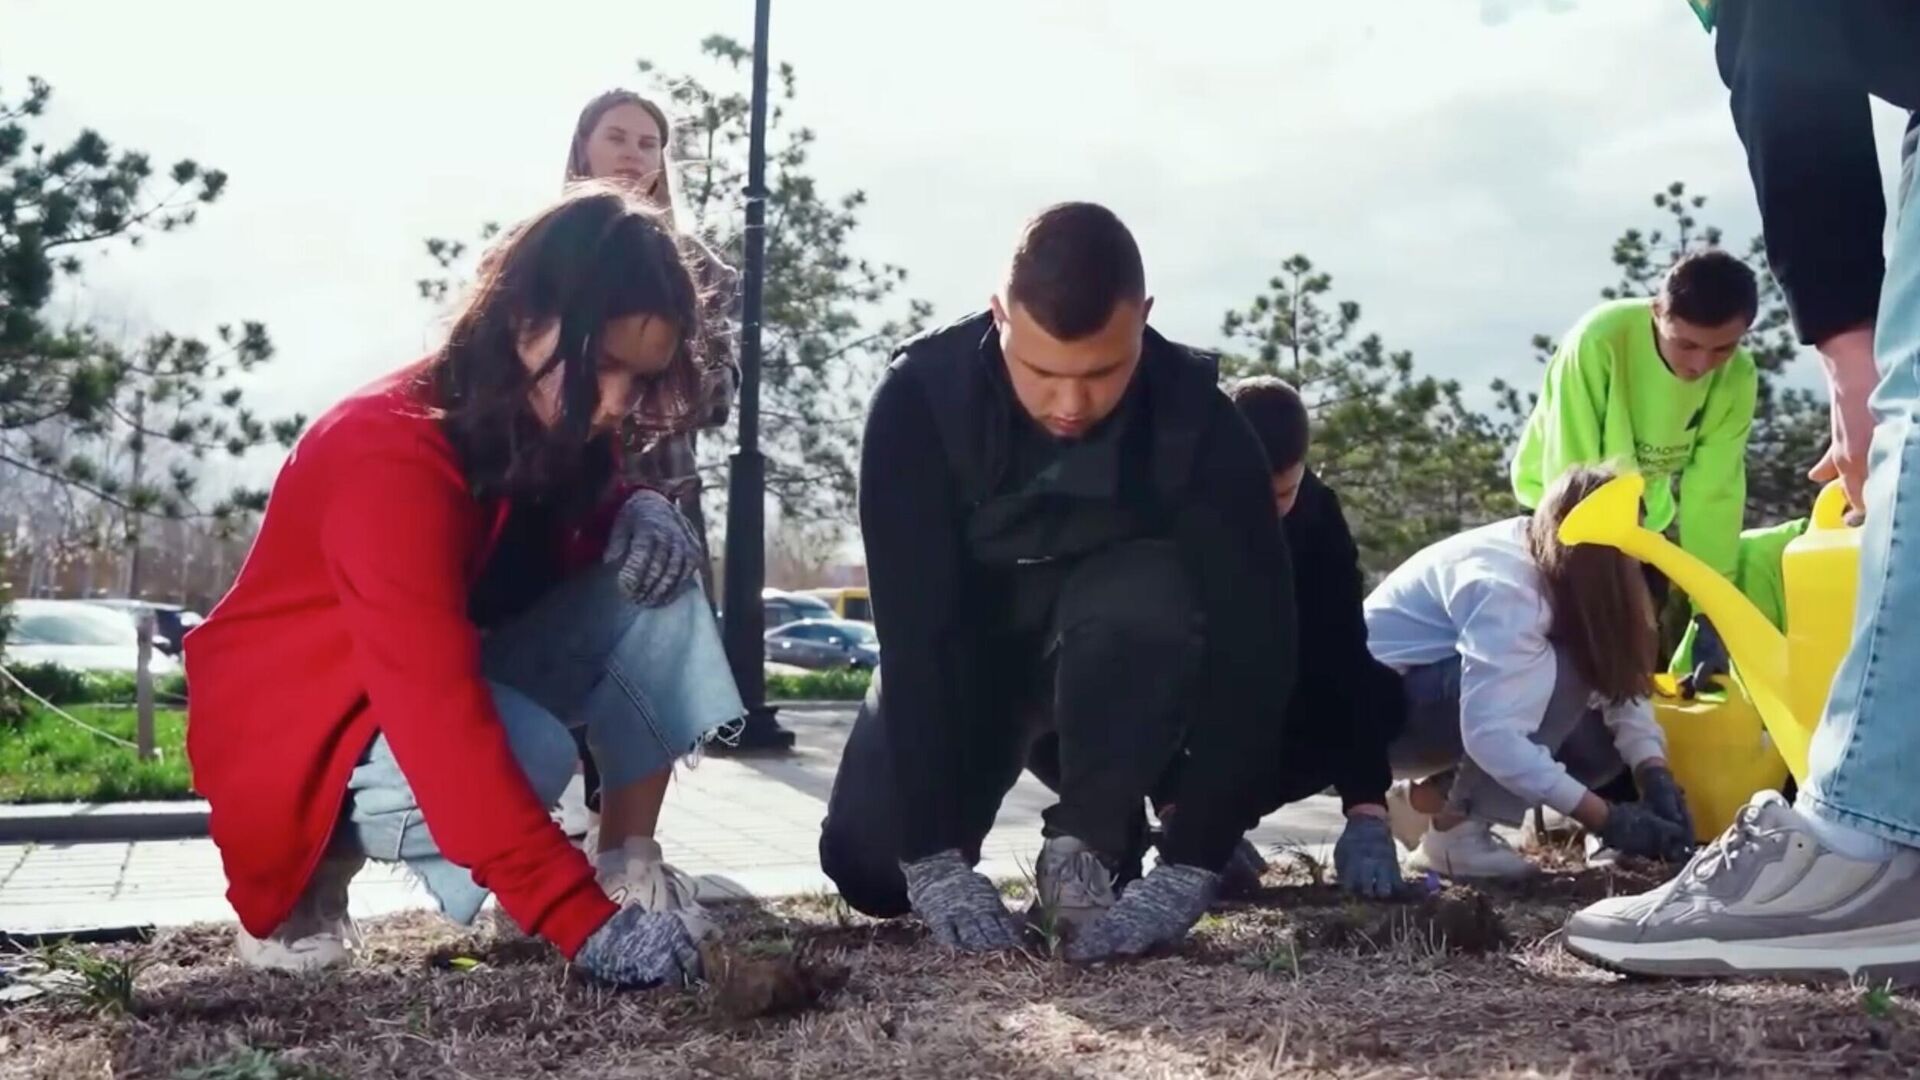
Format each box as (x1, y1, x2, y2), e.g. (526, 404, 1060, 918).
(1658, 249, 1759, 327)
(1229, 376, 1310, 473)
(1005, 202, 1146, 340)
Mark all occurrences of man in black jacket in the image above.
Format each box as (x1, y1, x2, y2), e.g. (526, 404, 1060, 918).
(1564, 0, 1920, 983)
(1225, 378, 1404, 898)
(819, 203, 1297, 962)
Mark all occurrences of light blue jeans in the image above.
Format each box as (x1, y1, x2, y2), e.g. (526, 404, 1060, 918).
(337, 566, 744, 923)
(1802, 126, 1920, 847)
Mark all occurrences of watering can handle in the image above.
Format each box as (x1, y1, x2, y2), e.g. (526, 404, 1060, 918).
(1811, 481, 1852, 531)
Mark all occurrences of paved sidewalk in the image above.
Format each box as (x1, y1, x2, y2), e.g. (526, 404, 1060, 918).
(0, 708, 1346, 937)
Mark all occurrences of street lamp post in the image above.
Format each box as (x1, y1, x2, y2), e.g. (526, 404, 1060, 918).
(717, 0, 795, 753)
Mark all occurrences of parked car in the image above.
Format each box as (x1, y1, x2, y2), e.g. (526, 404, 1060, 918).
(801, 587, 871, 622)
(4, 599, 183, 676)
(763, 619, 879, 671)
(84, 599, 203, 657)
(763, 588, 836, 631)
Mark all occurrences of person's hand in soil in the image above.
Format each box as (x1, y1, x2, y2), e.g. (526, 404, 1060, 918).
(1333, 811, 1405, 899)
(603, 489, 704, 606)
(900, 849, 1022, 953)
(1597, 801, 1693, 863)
(1634, 762, 1695, 843)
(573, 906, 704, 988)
(1064, 863, 1219, 963)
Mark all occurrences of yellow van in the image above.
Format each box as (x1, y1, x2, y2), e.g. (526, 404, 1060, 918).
(802, 587, 871, 622)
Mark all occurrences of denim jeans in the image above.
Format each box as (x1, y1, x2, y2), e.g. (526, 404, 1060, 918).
(1802, 125, 1920, 846)
(337, 567, 744, 923)
(1385, 653, 1623, 828)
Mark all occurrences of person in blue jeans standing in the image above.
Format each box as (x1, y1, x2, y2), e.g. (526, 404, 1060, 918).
(1564, 1, 1920, 981)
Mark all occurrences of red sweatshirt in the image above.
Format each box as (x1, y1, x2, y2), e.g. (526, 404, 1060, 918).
(185, 364, 619, 957)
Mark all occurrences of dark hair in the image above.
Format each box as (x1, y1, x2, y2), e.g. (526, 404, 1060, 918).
(1005, 202, 1146, 340)
(1658, 248, 1759, 327)
(1229, 376, 1311, 472)
(566, 90, 676, 214)
(427, 183, 701, 504)
(1525, 466, 1658, 706)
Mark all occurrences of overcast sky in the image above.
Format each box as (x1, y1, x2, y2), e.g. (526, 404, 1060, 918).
(6, 0, 1912, 494)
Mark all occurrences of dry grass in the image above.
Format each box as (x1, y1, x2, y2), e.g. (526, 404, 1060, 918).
(3, 857, 1917, 1079)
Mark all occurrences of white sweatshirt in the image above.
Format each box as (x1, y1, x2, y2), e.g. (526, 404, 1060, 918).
(1363, 518, 1667, 815)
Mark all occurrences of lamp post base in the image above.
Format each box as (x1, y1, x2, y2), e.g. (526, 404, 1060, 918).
(711, 705, 796, 755)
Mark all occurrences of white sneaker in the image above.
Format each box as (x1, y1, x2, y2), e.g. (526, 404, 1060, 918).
(1385, 781, 1433, 850)
(1583, 832, 1623, 868)
(1407, 820, 1536, 880)
(236, 854, 364, 972)
(597, 838, 716, 940)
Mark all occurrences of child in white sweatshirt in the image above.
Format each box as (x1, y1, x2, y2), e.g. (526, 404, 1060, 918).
(1364, 466, 1696, 879)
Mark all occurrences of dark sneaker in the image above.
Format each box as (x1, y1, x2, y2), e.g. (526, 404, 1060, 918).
(1219, 837, 1269, 898)
(1564, 792, 1920, 982)
(1031, 836, 1116, 942)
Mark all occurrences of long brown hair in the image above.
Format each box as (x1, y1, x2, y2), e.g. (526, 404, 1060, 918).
(1525, 466, 1658, 705)
(425, 184, 703, 503)
(565, 90, 675, 218)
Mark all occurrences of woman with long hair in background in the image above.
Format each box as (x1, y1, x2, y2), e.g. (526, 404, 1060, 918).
(560, 89, 740, 916)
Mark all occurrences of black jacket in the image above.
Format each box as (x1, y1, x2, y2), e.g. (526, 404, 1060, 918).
(859, 312, 1297, 872)
(1716, 0, 1920, 345)
(1280, 470, 1400, 810)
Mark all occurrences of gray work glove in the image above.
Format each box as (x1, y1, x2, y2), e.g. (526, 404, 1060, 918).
(1679, 615, 1729, 699)
(572, 906, 703, 988)
(901, 849, 1022, 953)
(1333, 814, 1405, 899)
(1600, 801, 1694, 863)
(603, 489, 704, 606)
(1636, 765, 1695, 843)
(1064, 863, 1219, 963)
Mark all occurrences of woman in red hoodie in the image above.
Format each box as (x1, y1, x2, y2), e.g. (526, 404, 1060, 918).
(184, 185, 743, 987)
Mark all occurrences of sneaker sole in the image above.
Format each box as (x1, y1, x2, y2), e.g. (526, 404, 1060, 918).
(1565, 926, 1920, 985)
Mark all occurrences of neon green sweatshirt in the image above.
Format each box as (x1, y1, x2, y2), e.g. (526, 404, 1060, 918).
(1668, 517, 1807, 674)
(1511, 297, 1758, 585)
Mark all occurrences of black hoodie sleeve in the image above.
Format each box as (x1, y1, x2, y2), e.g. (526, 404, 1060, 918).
(857, 368, 975, 861)
(1716, 0, 1886, 346)
(1285, 475, 1393, 810)
(1158, 395, 1299, 872)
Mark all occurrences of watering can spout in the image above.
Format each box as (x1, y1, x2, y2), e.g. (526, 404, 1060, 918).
(1557, 474, 1811, 781)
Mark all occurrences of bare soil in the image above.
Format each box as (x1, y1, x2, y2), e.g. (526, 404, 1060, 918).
(3, 853, 1915, 1079)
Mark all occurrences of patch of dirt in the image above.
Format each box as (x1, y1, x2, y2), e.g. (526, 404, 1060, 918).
(2, 865, 1916, 1079)
(700, 940, 851, 1021)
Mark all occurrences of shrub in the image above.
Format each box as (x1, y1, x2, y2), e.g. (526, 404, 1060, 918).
(5, 663, 188, 706)
(765, 668, 872, 701)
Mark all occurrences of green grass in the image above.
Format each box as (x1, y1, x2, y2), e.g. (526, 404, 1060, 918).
(765, 668, 872, 701)
(0, 704, 193, 803)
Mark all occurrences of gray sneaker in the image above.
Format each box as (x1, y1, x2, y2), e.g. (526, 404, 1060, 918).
(1564, 791, 1920, 982)
(1031, 836, 1117, 942)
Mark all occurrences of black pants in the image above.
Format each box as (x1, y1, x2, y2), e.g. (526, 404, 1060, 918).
(818, 540, 1202, 918)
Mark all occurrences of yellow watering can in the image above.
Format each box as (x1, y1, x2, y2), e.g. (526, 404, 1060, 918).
(1559, 474, 1859, 785)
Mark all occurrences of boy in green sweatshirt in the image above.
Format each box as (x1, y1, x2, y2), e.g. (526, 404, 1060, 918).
(1512, 248, 1761, 639)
